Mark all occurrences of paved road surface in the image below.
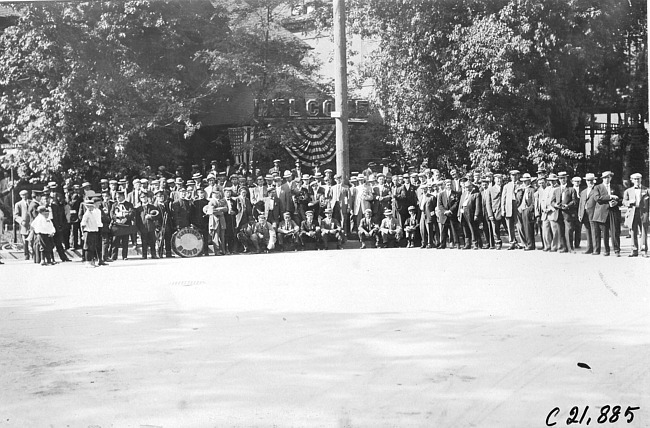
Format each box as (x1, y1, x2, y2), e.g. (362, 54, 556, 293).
(1, 248, 649, 427)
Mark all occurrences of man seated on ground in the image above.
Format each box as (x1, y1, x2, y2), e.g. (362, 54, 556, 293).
(277, 211, 300, 251)
(299, 210, 321, 249)
(358, 208, 380, 249)
(380, 208, 403, 248)
(251, 213, 276, 253)
(319, 207, 343, 249)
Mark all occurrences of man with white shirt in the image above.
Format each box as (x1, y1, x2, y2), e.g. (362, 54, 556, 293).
(623, 172, 649, 257)
(80, 198, 106, 267)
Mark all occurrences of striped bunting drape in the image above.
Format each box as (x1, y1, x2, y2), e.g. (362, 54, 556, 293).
(282, 123, 336, 167)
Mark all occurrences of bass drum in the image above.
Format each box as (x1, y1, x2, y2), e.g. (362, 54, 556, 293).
(171, 227, 205, 258)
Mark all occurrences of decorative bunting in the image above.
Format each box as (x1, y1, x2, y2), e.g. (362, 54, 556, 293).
(282, 123, 336, 167)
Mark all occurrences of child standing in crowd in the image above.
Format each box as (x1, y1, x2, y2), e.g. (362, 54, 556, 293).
(31, 205, 56, 266)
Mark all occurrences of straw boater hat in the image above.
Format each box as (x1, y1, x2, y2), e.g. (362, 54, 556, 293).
(520, 173, 532, 181)
(630, 173, 642, 179)
(384, 209, 393, 215)
(584, 173, 596, 180)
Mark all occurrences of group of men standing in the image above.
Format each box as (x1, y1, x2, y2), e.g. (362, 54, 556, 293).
(9, 159, 650, 266)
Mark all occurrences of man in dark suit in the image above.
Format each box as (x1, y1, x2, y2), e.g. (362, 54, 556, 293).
(135, 193, 160, 259)
(623, 172, 649, 257)
(571, 176, 583, 248)
(485, 174, 504, 249)
(98, 191, 114, 262)
(110, 190, 135, 261)
(458, 178, 483, 249)
(552, 172, 578, 252)
(517, 174, 536, 250)
(578, 173, 608, 255)
(190, 188, 210, 256)
(437, 179, 460, 249)
(598, 171, 623, 256)
(479, 177, 493, 248)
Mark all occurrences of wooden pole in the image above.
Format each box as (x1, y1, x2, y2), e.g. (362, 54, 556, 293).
(333, 0, 349, 185)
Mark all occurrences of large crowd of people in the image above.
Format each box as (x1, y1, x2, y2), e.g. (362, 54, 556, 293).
(7, 158, 650, 267)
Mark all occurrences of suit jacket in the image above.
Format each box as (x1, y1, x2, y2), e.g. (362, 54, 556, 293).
(579, 184, 609, 223)
(190, 199, 209, 230)
(437, 189, 459, 224)
(320, 217, 341, 231)
(485, 185, 503, 220)
(171, 199, 191, 229)
(135, 203, 160, 233)
(540, 186, 558, 222)
(518, 185, 535, 220)
(358, 217, 378, 234)
(250, 185, 267, 205)
(264, 194, 281, 224)
(418, 193, 436, 223)
(458, 186, 482, 222)
(598, 183, 623, 215)
(353, 184, 374, 215)
(623, 185, 650, 227)
(501, 181, 519, 217)
(551, 185, 578, 220)
(14, 199, 32, 234)
(374, 184, 392, 213)
(275, 183, 295, 214)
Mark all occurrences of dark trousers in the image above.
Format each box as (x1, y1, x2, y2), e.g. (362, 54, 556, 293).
(140, 230, 157, 258)
(112, 235, 129, 260)
(607, 210, 621, 253)
(580, 216, 594, 252)
(591, 220, 608, 254)
(490, 218, 503, 248)
(482, 217, 494, 248)
(62, 224, 71, 249)
(21, 234, 30, 258)
(158, 230, 173, 257)
(440, 219, 459, 248)
(460, 213, 481, 248)
(563, 216, 575, 251)
(72, 222, 82, 248)
(38, 233, 55, 264)
(53, 230, 69, 261)
(419, 217, 436, 247)
(521, 210, 535, 250)
(83, 231, 100, 262)
(630, 215, 648, 253)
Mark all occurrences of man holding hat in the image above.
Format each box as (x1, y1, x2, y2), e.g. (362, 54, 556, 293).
(135, 193, 160, 259)
(458, 177, 483, 250)
(623, 173, 649, 256)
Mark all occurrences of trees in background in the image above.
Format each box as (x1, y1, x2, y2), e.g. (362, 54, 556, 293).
(347, 0, 647, 175)
(0, 0, 319, 181)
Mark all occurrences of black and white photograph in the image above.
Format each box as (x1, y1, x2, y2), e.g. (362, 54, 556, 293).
(0, 0, 648, 426)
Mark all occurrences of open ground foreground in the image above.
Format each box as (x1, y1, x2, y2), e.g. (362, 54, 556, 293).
(1, 248, 649, 427)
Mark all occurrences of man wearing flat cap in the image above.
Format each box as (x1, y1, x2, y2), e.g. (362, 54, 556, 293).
(623, 173, 649, 256)
(14, 189, 33, 259)
(358, 208, 380, 248)
(320, 207, 343, 249)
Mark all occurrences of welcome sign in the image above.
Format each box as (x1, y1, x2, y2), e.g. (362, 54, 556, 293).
(254, 98, 370, 121)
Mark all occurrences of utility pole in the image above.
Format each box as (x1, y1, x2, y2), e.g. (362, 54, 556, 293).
(333, 0, 349, 185)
